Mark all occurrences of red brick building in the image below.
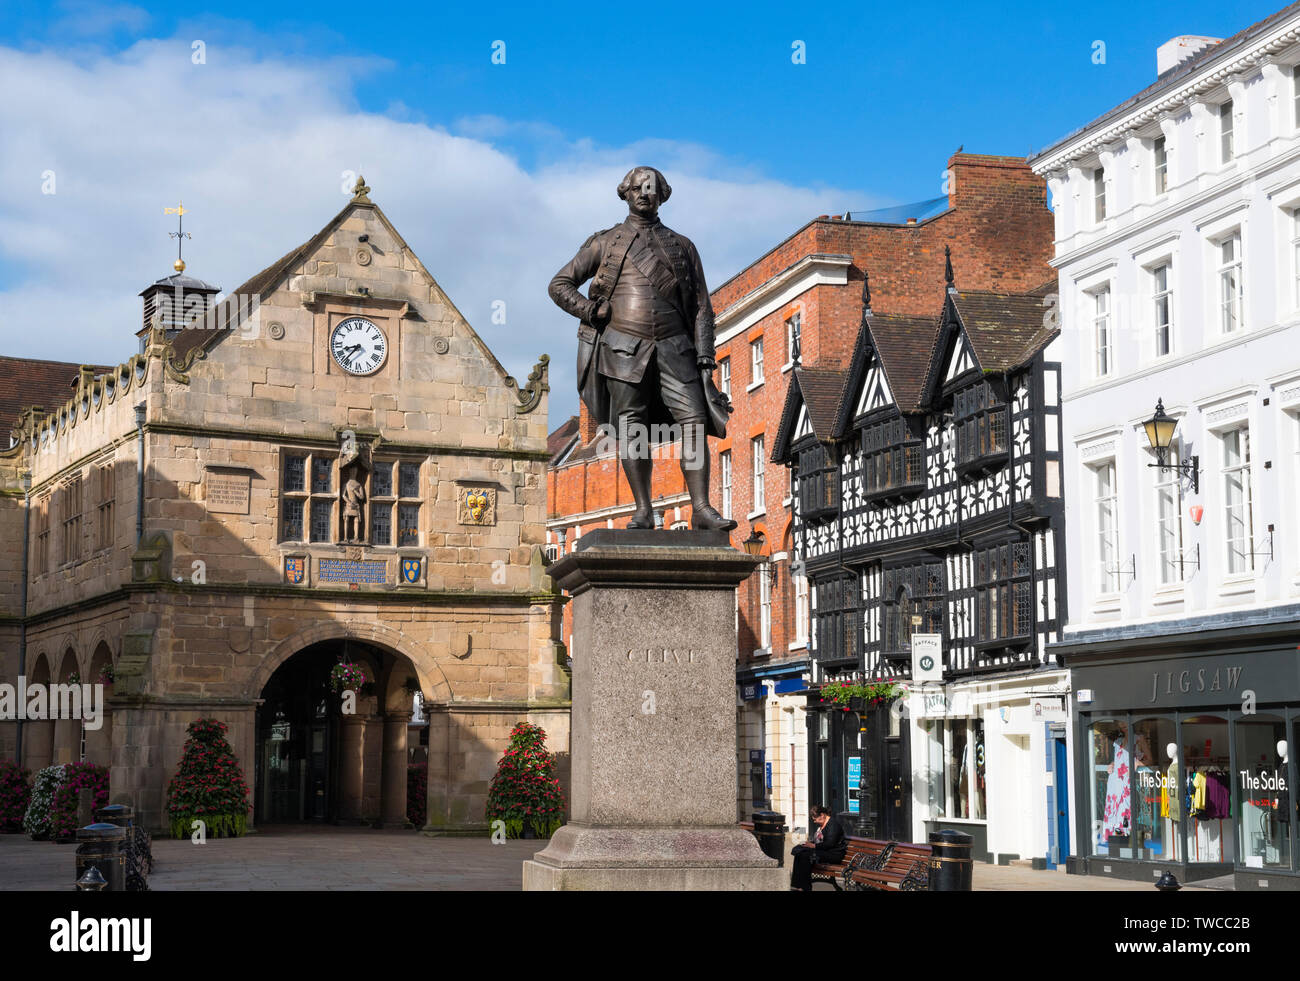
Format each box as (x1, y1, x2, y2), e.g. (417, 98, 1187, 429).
(546, 152, 1054, 824)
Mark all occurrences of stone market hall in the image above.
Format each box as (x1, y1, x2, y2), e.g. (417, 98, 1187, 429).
(0, 179, 569, 833)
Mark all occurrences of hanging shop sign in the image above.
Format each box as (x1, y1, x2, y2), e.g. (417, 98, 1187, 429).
(911, 633, 944, 684)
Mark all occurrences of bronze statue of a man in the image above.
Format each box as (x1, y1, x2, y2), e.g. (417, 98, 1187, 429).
(549, 166, 735, 531)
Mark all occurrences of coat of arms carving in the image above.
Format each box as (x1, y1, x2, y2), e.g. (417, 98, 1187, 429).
(285, 556, 307, 585)
(457, 486, 496, 526)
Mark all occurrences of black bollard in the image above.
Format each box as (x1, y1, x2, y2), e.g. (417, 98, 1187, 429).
(75, 823, 127, 892)
(928, 828, 973, 891)
(96, 804, 133, 827)
(1154, 871, 1182, 892)
(97, 803, 151, 886)
(76, 867, 107, 892)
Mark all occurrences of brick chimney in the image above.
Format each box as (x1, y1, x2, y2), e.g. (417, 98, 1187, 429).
(578, 403, 599, 445)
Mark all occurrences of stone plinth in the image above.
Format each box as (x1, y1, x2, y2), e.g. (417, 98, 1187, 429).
(522, 530, 785, 890)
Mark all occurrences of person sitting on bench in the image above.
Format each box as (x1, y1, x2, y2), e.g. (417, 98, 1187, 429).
(790, 805, 846, 891)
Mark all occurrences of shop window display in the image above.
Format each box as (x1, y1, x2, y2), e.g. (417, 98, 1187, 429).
(1090, 719, 1132, 857)
(1181, 716, 1235, 865)
(1131, 718, 1176, 861)
(924, 718, 986, 821)
(1235, 715, 1290, 870)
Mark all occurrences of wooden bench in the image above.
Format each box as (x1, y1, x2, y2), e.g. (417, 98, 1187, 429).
(845, 841, 932, 892)
(811, 836, 890, 891)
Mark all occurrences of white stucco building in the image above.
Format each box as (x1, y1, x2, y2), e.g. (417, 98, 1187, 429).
(1033, 7, 1300, 889)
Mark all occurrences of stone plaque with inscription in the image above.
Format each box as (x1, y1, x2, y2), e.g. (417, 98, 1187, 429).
(206, 471, 251, 514)
(318, 558, 387, 584)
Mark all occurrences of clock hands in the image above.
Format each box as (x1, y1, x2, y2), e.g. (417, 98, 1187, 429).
(332, 322, 385, 373)
(338, 343, 364, 370)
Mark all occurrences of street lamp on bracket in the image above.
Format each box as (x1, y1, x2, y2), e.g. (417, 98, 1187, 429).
(1142, 398, 1198, 494)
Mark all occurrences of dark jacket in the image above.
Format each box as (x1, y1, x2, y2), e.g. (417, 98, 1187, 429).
(813, 817, 847, 861)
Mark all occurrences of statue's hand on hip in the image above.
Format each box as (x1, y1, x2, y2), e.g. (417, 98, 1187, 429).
(591, 299, 612, 329)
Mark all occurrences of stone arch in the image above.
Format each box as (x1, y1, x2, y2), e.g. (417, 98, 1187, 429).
(50, 633, 79, 674)
(251, 623, 440, 829)
(53, 647, 82, 764)
(23, 653, 54, 772)
(85, 628, 115, 665)
(249, 621, 451, 706)
(84, 641, 115, 766)
(28, 651, 52, 685)
(56, 647, 79, 683)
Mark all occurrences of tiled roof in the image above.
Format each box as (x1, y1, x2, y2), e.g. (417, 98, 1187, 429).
(866, 312, 941, 413)
(0, 356, 109, 434)
(547, 415, 580, 464)
(795, 366, 848, 441)
(137, 272, 220, 296)
(951, 290, 1057, 372)
(772, 365, 848, 463)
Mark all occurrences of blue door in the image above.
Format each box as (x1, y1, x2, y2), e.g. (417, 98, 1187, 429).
(1050, 736, 1070, 868)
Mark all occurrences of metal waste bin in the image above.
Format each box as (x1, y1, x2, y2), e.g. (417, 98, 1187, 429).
(752, 810, 787, 866)
(928, 828, 973, 891)
(75, 823, 127, 892)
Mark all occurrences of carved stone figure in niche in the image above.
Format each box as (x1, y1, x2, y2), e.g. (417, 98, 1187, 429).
(342, 467, 367, 542)
(338, 429, 372, 543)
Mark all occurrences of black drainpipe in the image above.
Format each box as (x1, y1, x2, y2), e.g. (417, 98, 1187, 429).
(16, 470, 31, 764)
(134, 403, 146, 543)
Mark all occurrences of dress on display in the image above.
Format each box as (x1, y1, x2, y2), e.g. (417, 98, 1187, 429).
(1102, 740, 1131, 841)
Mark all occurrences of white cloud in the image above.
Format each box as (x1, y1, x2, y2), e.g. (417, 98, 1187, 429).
(0, 36, 873, 423)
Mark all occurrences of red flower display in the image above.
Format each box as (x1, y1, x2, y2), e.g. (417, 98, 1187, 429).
(484, 722, 565, 839)
(0, 761, 33, 834)
(166, 718, 250, 839)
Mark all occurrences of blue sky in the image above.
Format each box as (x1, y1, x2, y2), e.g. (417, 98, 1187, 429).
(0, 0, 1287, 421)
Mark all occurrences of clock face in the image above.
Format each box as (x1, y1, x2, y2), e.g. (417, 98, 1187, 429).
(330, 317, 388, 375)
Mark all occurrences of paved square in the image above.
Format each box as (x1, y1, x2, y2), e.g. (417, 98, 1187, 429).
(1, 829, 1215, 891)
(1, 828, 544, 891)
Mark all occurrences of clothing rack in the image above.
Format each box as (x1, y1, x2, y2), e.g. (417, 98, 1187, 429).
(1184, 764, 1231, 863)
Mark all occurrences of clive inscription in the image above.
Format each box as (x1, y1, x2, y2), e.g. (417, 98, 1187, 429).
(627, 648, 701, 664)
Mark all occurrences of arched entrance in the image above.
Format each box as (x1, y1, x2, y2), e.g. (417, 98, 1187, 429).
(254, 639, 420, 827)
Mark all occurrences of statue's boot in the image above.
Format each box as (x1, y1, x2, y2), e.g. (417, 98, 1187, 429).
(621, 453, 655, 529)
(681, 427, 737, 532)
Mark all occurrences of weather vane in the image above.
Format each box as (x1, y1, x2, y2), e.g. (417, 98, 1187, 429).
(165, 201, 190, 272)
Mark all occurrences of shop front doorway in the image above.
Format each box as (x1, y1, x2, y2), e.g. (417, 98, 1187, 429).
(1049, 733, 1070, 868)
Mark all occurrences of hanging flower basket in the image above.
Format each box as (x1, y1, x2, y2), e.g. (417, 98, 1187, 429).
(329, 661, 371, 694)
(97, 665, 115, 687)
(820, 681, 908, 710)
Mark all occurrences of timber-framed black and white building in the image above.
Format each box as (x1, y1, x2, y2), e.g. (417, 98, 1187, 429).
(772, 267, 1071, 865)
